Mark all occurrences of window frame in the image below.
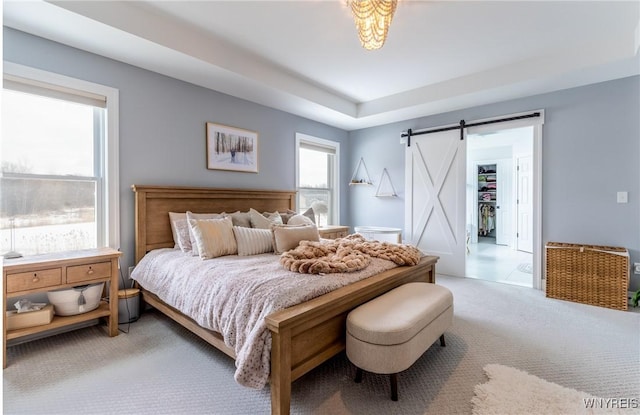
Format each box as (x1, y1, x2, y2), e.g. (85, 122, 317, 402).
(295, 133, 340, 226)
(3, 62, 120, 251)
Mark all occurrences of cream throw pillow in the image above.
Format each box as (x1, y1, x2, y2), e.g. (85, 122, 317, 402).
(233, 226, 273, 256)
(186, 211, 225, 255)
(272, 224, 320, 254)
(249, 208, 283, 229)
(168, 212, 187, 249)
(287, 214, 314, 226)
(278, 210, 297, 224)
(225, 211, 252, 228)
(188, 217, 237, 259)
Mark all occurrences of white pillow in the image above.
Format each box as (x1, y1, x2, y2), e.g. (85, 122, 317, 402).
(187, 211, 225, 220)
(186, 211, 225, 255)
(173, 219, 193, 253)
(301, 207, 316, 224)
(188, 217, 237, 260)
(225, 210, 252, 228)
(272, 224, 320, 254)
(168, 212, 187, 248)
(278, 210, 297, 224)
(287, 214, 314, 226)
(233, 226, 273, 256)
(249, 208, 283, 229)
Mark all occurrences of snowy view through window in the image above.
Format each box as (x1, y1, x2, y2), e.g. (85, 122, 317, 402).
(1, 89, 100, 256)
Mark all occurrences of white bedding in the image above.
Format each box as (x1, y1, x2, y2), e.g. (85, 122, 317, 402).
(130, 248, 398, 389)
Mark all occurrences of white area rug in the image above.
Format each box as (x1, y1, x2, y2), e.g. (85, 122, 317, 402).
(472, 364, 626, 415)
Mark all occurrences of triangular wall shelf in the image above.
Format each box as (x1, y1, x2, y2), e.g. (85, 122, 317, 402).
(349, 157, 372, 185)
(375, 168, 398, 197)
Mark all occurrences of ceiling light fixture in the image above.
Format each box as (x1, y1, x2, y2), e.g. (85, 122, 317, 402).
(348, 0, 398, 51)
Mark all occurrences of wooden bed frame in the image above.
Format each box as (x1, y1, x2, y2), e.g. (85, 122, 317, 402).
(132, 185, 438, 415)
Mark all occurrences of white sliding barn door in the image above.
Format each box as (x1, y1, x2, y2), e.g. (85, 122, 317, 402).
(405, 129, 466, 277)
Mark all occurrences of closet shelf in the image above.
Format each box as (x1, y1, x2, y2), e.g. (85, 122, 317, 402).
(478, 163, 497, 238)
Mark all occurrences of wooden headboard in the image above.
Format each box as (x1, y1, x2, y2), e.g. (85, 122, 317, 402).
(131, 185, 296, 263)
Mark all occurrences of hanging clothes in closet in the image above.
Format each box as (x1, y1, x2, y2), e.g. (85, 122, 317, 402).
(478, 203, 495, 236)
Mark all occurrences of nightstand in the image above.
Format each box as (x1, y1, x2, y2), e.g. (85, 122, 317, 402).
(354, 226, 402, 243)
(318, 226, 349, 239)
(3, 248, 121, 368)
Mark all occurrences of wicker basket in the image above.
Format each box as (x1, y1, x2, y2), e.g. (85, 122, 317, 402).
(545, 242, 629, 310)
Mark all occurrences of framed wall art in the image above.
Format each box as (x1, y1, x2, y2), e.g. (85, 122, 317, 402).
(206, 122, 258, 173)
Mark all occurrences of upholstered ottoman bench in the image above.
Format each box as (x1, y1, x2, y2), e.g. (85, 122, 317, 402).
(346, 282, 453, 401)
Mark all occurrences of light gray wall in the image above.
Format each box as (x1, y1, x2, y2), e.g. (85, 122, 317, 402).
(349, 75, 640, 290)
(3, 28, 350, 274)
(5, 28, 640, 292)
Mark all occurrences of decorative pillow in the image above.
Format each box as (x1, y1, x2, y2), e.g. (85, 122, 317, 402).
(186, 211, 226, 255)
(168, 212, 187, 249)
(301, 207, 316, 224)
(278, 210, 297, 224)
(187, 217, 237, 260)
(187, 211, 225, 220)
(233, 226, 273, 256)
(287, 213, 314, 226)
(225, 210, 252, 228)
(173, 219, 193, 253)
(249, 208, 283, 229)
(272, 224, 320, 254)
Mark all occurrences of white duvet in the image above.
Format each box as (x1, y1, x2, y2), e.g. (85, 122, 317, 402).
(130, 248, 398, 389)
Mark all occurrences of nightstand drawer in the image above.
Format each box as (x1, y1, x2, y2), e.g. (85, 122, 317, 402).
(318, 226, 349, 239)
(67, 261, 111, 284)
(6, 268, 62, 293)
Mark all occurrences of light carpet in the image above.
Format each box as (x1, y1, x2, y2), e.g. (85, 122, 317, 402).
(4, 275, 639, 414)
(517, 263, 533, 274)
(472, 364, 627, 415)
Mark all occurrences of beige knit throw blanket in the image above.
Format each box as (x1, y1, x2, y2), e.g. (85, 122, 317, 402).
(280, 234, 422, 274)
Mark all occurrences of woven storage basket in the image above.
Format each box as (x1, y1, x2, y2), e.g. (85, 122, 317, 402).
(546, 242, 629, 310)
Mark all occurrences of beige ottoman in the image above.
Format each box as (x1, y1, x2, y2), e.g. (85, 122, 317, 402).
(346, 282, 453, 401)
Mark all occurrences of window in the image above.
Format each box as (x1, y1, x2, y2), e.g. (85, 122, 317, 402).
(295, 133, 340, 226)
(1, 63, 119, 256)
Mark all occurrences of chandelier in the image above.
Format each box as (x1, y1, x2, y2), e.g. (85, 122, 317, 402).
(348, 0, 398, 51)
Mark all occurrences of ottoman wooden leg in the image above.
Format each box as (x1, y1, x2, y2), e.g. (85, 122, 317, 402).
(355, 367, 363, 383)
(439, 334, 446, 347)
(390, 373, 398, 401)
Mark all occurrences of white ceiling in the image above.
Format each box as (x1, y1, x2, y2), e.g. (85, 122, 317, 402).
(4, 1, 640, 131)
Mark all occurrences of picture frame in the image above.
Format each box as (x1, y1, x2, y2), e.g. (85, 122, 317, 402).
(206, 122, 258, 173)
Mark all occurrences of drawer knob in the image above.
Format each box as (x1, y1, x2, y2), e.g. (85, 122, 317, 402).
(87, 267, 94, 275)
(32, 273, 39, 283)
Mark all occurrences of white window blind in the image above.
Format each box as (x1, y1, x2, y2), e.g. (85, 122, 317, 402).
(299, 141, 336, 155)
(4, 74, 107, 108)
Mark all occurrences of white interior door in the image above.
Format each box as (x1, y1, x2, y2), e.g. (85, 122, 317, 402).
(495, 159, 513, 246)
(516, 155, 533, 253)
(405, 129, 466, 277)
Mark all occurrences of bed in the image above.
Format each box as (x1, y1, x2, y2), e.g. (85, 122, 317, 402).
(131, 185, 438, 415)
